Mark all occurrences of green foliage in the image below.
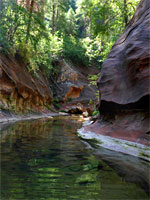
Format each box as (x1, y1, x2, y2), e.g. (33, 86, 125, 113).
(66, 7, 77, 36)
(62, 36, 87, 65)
(0, 0, 140, 76)
(66, 97, 73, 102)
(88, 73, 100, 101)
(62, 36, 104, 67)
(76, 0, 140, 64)
(53, 97, 60, 109)
(81, 37, 102, 67)
(88, 73, 100, 85)
(89, 99, 93, 105)
(92, 110, 99, 116)
(53, 102, 60, 110)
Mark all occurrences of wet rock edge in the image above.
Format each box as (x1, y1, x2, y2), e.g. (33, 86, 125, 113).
(77, 127, 150, 162)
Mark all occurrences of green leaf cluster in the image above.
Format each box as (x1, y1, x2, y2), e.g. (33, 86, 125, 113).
(0, 0, 140, 75)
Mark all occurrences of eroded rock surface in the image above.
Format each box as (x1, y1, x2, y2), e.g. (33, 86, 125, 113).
(82, 0, 150, 148)
(51, 59, 99, 114)
(0, 52, 53, 113)
(98, 0, 150, 105)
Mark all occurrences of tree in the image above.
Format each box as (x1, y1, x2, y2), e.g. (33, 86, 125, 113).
(123, 0, 128, 26)
(25, 0, 35, 44)
(0, 0, 140, 73)
(51, 0, 55, 35)
(66, 7, 77, 35)
(0, 0, 2, 18)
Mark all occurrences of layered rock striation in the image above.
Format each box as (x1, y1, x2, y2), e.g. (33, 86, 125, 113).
(0, 52, 53, 112)
(78, 0, 150, 159)
(50, 59, 99, 114)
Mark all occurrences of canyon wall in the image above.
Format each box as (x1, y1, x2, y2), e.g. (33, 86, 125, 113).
(50, 59, 99, 114)
(0, 52, 53, 113)
(79, 0, 150, 155)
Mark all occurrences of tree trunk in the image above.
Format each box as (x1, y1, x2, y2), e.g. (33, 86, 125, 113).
(123, 0, 128, 27)
(0, 0, 2, 18)
(25, 0, 35, 44)
(51, 0, 55, 35)
(39, 0, 46, 19)
(55, 0, 59, 32)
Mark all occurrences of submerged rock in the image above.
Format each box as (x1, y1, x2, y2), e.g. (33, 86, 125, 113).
(78, 0, 150, 159)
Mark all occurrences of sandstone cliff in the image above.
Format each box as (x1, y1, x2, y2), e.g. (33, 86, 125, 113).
(50, 59, 99, 114)
(78, 0, 150, 159)
(0, 52, 53, 113)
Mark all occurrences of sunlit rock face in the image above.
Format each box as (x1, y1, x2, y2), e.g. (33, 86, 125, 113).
(51, 59, 99, 114)
(83, 0, 150, 147)
(0, 52, 53, 112)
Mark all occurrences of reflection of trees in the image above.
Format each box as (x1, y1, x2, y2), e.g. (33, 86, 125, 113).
(0, 117, 149, 200)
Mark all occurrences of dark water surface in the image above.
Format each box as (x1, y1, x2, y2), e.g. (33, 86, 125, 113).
(0, 116, 149, 200)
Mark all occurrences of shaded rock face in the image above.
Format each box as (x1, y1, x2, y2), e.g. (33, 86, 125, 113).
(0, 53, 53, 112)
(87, 0, 150, 146)
(98, 0, 150, 105)
(52, 59, 99, 114)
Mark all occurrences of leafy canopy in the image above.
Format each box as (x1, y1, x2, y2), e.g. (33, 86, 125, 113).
(0, 0, 140, 73)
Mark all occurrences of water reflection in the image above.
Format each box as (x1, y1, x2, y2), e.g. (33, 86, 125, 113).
(0, 116, 149, 200)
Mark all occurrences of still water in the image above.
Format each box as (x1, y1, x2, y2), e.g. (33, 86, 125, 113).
(0, 116, 149, 200)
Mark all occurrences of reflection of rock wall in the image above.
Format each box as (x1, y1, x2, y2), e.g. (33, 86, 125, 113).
(0, 53, 53, 112)
(80, 0, 150, 150)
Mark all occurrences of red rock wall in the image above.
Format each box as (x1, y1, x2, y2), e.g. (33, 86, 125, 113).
(98, 0, 150, 106)
(64, 86, 84, 102)
(0, 53, 53, 112)
(91, 0, 150, 146)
